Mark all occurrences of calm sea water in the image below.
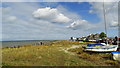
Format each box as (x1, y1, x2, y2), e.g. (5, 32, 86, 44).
(1, 40, 58, 47)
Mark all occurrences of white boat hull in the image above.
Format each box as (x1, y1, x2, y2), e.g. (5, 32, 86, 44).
(113, 53, 120, 61)
(84, 47, 118, 52)
(84, 45, 118, 52)
(111, 52, 120, 61)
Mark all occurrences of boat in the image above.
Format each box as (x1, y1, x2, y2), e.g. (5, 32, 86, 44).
(111, 52, 120, 61)
(83, 43, 118, 52)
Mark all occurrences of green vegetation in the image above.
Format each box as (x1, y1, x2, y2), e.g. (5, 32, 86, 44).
(2, 40, 120, 66)
(99, 32, 107, 39)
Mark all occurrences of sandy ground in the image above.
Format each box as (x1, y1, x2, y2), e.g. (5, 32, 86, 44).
(59, 45, 82, 55)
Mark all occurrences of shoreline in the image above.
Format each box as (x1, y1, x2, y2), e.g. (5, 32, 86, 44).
(2, 40, 61, 47)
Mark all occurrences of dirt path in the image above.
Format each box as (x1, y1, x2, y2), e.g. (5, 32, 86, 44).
(59, 45, 82, 55)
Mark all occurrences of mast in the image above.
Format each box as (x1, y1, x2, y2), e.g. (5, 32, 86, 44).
(103, 0, 108, 44)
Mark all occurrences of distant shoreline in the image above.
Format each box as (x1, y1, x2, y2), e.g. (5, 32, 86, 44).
(1, 40, 63, 42)
(2, 40, 63, 47)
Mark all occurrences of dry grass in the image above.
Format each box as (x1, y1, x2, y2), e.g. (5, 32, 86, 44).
(50, 40, 80, 46)
(2, 40, 120, 66)
(68, 46, 120, 66)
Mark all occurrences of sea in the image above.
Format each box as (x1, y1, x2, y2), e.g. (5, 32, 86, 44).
(1, 40, 58, 47)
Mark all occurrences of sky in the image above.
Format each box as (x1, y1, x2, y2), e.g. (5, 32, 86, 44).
(1, 1, 119, 41)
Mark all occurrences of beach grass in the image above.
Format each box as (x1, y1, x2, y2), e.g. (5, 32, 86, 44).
(2, 40, 120, 66)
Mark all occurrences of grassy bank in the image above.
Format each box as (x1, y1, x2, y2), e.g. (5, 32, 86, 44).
(2, 40, 120, 66)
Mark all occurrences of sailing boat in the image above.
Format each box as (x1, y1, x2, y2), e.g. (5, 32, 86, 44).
(83, 1, 118, 52)
(83, 43, 118, 52)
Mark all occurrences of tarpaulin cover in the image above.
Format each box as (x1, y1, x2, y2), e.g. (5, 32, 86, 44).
(87, 43, 103, 47)
(111, 52, 120, 54)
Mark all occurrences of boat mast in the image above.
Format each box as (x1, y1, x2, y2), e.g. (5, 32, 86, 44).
(103, 0, 108, 44)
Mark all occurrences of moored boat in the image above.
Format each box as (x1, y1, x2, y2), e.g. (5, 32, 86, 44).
(111, 52, 120, 61)
(83, 43, 118, 52)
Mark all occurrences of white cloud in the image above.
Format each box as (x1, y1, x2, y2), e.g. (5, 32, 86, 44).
(89, 2, 118, 28)
(3, 16, 17, 22)
(89, 10, 93, 13)
(88, 2, 118, 37)
(57, 5, 81, 21)
(110, 21, 118, 27)
(2, 2, 119, 41)
(67, 20, 95, 30)
(32, 7, 71, 24)
(2, 3, 78, 40)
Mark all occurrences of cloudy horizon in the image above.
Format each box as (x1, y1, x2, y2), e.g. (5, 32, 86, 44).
(1, 2, 119, 41)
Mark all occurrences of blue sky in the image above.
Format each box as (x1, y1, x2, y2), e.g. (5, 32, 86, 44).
(37, 2, 100, 23)
(1, 2, 118, 41)
(58, 2, 100, 23)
